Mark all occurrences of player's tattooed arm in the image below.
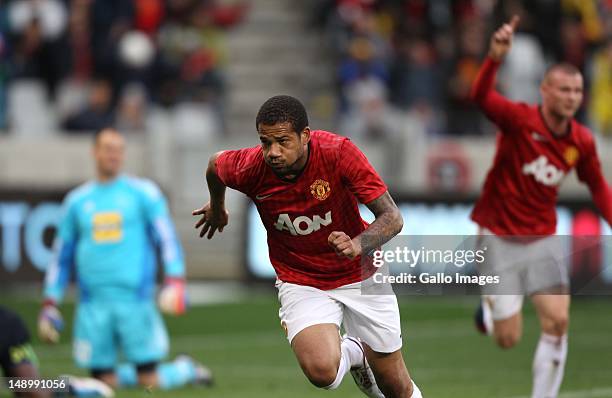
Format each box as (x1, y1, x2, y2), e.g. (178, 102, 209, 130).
(359, 191, 403, 254)
(328, 191, 403, 259)
(193, 152, 229, 239)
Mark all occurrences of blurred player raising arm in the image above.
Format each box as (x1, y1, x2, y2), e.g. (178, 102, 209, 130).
(470, 16, 611, 398)
(470, 16, 611, 230)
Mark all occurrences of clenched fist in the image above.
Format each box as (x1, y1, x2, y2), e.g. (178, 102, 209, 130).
(328, 231, 362, 260)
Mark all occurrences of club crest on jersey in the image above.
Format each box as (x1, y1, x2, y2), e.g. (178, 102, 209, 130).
(310, 179, 331, 201)
(522, 155, 565, 186)
(564, 146, 579, 167)
(274, 211, 332, 236)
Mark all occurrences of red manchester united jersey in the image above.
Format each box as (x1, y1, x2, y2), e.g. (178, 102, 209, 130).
(471, 58, 612, 235)
(215, 130, 387, 289)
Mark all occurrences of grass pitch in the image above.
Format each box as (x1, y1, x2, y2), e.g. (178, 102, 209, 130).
(1, 294, 611, 398)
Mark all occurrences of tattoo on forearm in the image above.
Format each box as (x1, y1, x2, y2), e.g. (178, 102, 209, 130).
(358, 191, 403, 254)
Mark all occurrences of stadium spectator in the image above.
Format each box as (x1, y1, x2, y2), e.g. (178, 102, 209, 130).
(63, 79, 114, 132)
(588, 38, 612, 136)
(115, 83, 148, 133)
(338, 36, 388, 111)
(498, 32, 546, 103)
(389, 36, 441, 111)
(154, 0, 230, 107)
(445, 16, 487, 136)
(67, 0, 94, 81)
(7, 0, 70, 98)
(113, 30, 157, 93)
(133, 0, 165, 35)
(559, 16, 589, 72)
(89, 0, 134, 80)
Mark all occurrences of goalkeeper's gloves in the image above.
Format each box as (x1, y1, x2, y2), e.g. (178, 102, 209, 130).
(38, 300, 63, 344)
(158, 277, 188, 315)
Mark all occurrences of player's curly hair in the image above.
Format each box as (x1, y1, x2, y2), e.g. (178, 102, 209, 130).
(256, 95, 309, 134)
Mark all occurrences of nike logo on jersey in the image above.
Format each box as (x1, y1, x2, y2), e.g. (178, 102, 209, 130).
(531, 131, 548, 141)
(255, 193, 275, 200)
(522, 155, 565, 186)
(274, 211, 332, 236)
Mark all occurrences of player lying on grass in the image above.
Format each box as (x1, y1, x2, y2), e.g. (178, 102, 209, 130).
(193, 95, 423, 398)
(1, 305, 114, 397)
(39, 128, 212, 395)
(470, 16, 612, 398)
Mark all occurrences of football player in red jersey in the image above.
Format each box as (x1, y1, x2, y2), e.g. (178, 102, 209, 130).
(193, 95, 423, 398)
(471, 16, 612, 398)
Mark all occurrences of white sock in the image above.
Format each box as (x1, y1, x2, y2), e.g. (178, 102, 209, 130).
(324, 336, 364, 390)
(342, 336, 365, 368)
(409, 379, 423, 397)
(482, 298, 494, 336)
(410, 379, 424, 397)
(531, 333, 567, 398)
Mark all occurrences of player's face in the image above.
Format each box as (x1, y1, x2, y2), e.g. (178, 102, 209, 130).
(258, 122, 310, 177)
(93, 129, 125, 179)
(541, 71, 583, 120)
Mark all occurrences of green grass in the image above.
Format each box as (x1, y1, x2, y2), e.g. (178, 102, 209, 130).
(1, 295, 611, 397)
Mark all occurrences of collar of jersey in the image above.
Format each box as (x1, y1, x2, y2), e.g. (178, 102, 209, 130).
(95, 174, 124, 187)
(537, 106, 573, 140)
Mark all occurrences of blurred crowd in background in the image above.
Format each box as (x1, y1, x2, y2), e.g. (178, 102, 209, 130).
(0, 0, 247, 134)
(1, 0, 611, 139)
(313, 0, 612, 138)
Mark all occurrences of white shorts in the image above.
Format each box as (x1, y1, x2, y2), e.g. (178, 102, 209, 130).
(478, 227, 570, 321)
(482, 294, 525, 321)
(276, 277, 403, 353)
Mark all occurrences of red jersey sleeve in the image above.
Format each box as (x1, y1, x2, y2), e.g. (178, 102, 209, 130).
(470, 57, 530, 133)
(215, 148, 260, 195)
(576, 132, 612, 226)
(338, 138, 387, 204)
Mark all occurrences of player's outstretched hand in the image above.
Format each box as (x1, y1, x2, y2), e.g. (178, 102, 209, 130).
(328, 231, 362, 260)
(38, 302, 63, 344)
(489, 15, 520, 61)
(192, 202, 229, 239)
